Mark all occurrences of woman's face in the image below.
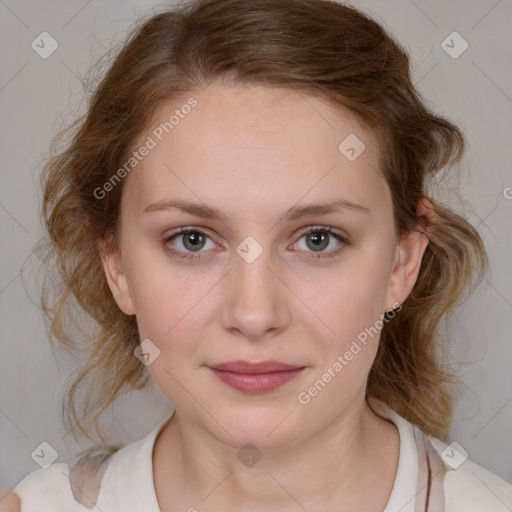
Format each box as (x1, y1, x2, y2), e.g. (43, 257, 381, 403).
(101, 83, 425, 449)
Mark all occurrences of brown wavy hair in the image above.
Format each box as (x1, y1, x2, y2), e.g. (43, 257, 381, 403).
(39, 0, 488, 443)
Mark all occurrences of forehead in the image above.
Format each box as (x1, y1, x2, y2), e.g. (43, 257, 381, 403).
(121, 84, 388, 221)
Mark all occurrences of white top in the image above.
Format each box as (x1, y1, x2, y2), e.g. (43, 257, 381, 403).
(8, 398, 512, 511)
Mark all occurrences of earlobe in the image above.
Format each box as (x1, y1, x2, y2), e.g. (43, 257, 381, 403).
(97, 238, 136, 316)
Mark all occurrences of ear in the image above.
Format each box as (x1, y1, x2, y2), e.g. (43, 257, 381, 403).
(385, 198, 434, 311)
(97, 236, 135, 316)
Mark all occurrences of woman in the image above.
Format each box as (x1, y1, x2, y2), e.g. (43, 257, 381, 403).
(3, 0, 511, 510)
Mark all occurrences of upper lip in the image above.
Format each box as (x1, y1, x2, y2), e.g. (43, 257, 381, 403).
(208, 360, 304, 374)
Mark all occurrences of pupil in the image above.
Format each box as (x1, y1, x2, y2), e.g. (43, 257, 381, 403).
(184, 232, 204, 251)
(308, 231, 328, 251)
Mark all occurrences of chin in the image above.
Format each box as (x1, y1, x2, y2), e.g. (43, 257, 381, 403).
(208, 407, 304, 452)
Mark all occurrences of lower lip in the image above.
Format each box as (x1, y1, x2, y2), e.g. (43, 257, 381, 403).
(208, 367, 305, 393)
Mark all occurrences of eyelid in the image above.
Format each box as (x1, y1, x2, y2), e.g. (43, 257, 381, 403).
(294, 225, 347, 239)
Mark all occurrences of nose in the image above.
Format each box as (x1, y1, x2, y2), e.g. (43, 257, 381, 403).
(220, 243, 291, 342)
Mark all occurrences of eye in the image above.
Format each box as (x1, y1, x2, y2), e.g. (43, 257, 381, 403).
(162, 225, 349, 262)
(292, 226, 348, 259)
(163, 227, 218, 261)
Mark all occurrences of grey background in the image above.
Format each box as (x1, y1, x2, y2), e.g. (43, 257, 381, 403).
(1, 0, 511, 493)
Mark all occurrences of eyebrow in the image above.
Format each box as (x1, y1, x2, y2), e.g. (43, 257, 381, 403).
(142, 198, 370, 222)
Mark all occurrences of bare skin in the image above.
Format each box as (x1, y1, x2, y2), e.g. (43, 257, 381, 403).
(153, 394, 401, 511)
(100, 82, 432, 511)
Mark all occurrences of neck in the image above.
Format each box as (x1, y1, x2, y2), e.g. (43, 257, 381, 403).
(153, 395, 399, 511)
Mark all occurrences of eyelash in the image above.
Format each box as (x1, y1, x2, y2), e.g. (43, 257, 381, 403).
(162, 226, 350, 262)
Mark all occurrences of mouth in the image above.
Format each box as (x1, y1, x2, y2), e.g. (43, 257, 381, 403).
(207, 360, 306, 393)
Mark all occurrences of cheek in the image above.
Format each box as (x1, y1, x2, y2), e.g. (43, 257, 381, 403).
(299, 252, 391, 339)
(122, 243, 182, 325)
(126, 257, 221, 351)
(130, 276, 199, 341)
(293, 265, 388, 409)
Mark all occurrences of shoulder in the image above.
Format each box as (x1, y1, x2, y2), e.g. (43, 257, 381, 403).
(428, 436, 512, 511)
(4, 414, 172, 511)
(0, 491, 20, 512)
(2, 463, 77, 512)
(368, 398, 512, 512)
(4, 447, 118, 512)
(443, 456, 512, 511)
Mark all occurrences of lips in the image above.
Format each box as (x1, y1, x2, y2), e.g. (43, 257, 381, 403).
(209, 360, 303, 373)
(207, 360, 306, 393)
